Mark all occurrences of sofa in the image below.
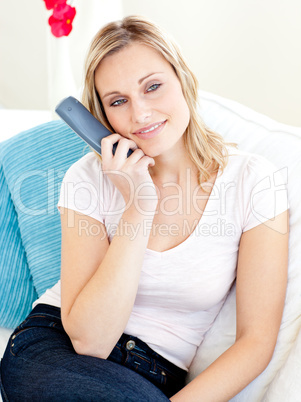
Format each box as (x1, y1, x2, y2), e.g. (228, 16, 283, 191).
(0, 91, 301, 401)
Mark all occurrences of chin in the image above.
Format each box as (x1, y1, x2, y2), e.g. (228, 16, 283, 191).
(142, 149, 160, 158)
(141, 144, 165, 158)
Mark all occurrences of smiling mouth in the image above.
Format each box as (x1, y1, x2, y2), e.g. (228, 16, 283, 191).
(139, 121, 166, 134)
(133, 120, 167, 140)
(134, 120, 167, 134)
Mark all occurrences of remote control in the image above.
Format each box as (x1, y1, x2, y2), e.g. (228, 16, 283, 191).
(55, 96, 133, 157)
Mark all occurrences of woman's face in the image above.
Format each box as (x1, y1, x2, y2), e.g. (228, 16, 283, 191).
(95, 42, 190, 157)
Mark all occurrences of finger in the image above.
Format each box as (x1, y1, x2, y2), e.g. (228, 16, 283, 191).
(113, 138, 139, 158)
(101, 134, 123, 161)
(126, 148, 145, 164)
(136, 156, 155, 169)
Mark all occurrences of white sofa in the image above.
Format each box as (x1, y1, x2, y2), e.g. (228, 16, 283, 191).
(0, 91, 300, 401)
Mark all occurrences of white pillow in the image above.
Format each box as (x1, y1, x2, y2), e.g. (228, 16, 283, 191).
(187, 91, 301, 402)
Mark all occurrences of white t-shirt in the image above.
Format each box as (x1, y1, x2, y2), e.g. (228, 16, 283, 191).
(34, 146, 289, 370)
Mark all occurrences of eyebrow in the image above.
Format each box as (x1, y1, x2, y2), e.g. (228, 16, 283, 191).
(102, 72, 164, 100)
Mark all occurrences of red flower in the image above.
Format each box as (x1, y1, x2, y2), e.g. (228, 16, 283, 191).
(48, 4, 76, 37)
(43, 0, 66, 10)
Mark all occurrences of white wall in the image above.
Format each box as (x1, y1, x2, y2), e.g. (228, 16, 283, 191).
(0, 0, 48, 110)
(0, 0, 300, 126)
(0, 0, 123, 112)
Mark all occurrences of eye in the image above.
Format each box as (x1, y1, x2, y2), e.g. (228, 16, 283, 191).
(110, 83, 161, 107)
(110, 98, 127, 107)
(146, 83, 161, 92)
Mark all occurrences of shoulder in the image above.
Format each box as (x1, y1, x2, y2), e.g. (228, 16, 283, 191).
(58, 152, 114, 221)
(224, 146, 283, 183)
(223, 147, 289, 231)
(64, 152, 102, 178)
(62, 151, 110, 190)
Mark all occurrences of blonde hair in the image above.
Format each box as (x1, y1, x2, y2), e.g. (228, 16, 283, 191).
(82, 15, 236, 187)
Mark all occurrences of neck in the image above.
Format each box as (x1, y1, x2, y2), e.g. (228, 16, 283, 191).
(149, 143, 199, 186)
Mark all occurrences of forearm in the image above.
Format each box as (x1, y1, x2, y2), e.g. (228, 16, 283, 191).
(63, 206, 155, 357)
(170, 336, 275, 402)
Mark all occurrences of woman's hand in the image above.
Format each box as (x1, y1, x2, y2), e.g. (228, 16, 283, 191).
(101, 133, 158, 213)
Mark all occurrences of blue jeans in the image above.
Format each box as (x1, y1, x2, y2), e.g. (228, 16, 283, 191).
(0, 304, 187, 401)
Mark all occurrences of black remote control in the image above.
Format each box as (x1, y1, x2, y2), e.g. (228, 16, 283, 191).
(55, 96, 133, 157)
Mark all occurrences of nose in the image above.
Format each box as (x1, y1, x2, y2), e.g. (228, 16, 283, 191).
(131, 98, 152, 124)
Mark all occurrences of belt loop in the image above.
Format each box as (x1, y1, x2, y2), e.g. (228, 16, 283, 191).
(149, 357, 157, 375)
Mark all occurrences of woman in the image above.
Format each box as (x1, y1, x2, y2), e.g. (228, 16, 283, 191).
(0, 15, 289, 401)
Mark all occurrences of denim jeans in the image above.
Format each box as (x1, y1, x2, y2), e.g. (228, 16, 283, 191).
(0, 304, 187, 401)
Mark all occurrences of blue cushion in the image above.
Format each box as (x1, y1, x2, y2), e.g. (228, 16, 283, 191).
(0, 120, 90, 324)
(0, 163, 37, 328)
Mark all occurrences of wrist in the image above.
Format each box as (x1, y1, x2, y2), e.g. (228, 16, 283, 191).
(123, 195, 158, 218)
(123, 203, 157, 222)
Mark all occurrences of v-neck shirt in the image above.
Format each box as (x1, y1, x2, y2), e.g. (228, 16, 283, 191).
(34, 146, 288, 370)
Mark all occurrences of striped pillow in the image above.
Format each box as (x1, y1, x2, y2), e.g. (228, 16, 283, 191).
(0, 164, 37, 328)
(0, 120, 89, 327)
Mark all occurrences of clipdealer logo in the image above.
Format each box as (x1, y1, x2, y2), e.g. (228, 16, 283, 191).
(77, 217, 236, 240)
(11, 165, 288, 235)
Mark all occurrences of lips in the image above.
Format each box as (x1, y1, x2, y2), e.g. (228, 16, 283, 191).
(133, 120, 167, 140)
(133, 120, 167, 134)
